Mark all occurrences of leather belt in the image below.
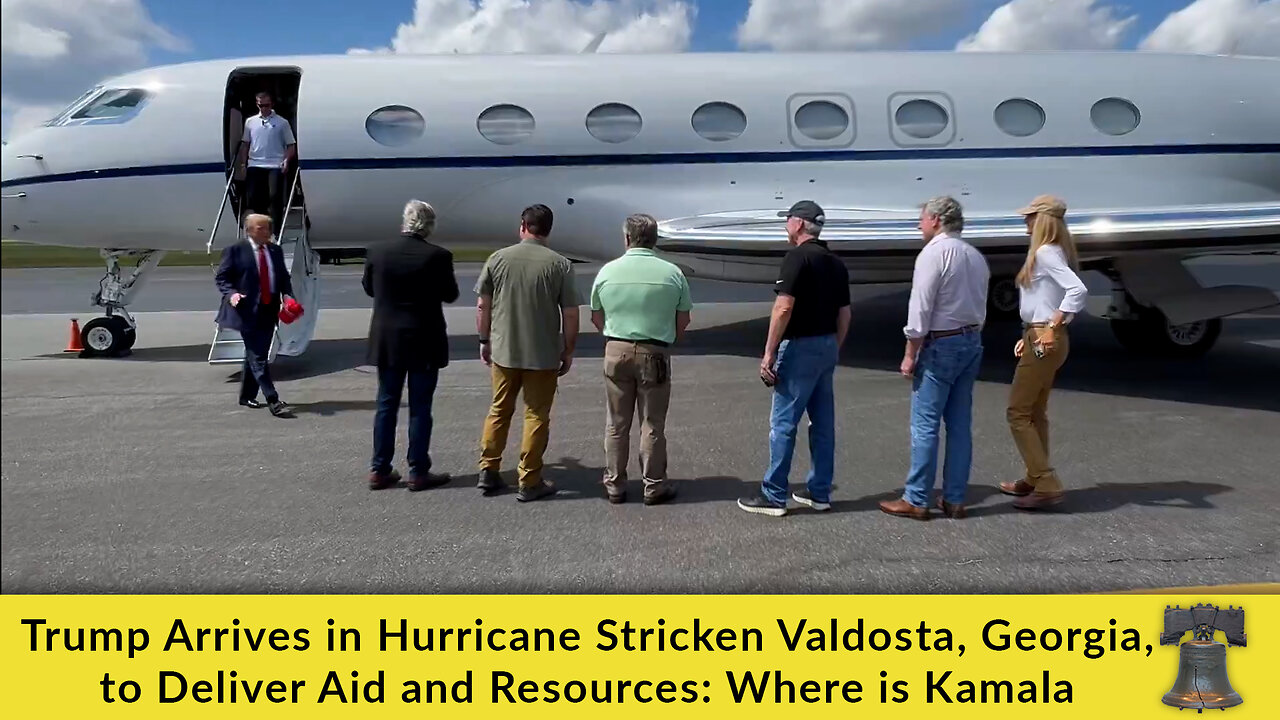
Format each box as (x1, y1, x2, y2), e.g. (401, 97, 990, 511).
(605, 336, 669, 348)
(926, 324, 979, 340)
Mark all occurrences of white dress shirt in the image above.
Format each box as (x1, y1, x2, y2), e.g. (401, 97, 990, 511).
(903, 232, 991, 339)
(1019, 244, 1088, 324)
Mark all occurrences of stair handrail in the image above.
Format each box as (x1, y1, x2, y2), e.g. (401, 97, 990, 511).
(280, 165, 302, 239)
(206, 170, 236, 254)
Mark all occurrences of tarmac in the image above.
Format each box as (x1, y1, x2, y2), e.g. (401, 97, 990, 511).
(2, 258, 1278, 594)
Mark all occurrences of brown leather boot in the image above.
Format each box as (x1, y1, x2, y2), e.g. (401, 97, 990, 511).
(368, 469, 402, 490)
(1013, 492, 1065, 511)
(879, 498, 930, 520)
(936, 496, 967, 519)
(999, 479, 1034, 496)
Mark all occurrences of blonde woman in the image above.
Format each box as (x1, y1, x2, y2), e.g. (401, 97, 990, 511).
(1000, 195, 1087, 510)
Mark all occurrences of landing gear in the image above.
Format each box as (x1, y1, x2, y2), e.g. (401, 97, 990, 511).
(987, 277, 1021, 320)
(1109, 305, 1222, 358)
(81, 316, 136, 356)
(79, 249, 165, 358)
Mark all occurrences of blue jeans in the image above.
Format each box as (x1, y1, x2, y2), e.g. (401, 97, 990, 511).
(762, 334, 838, 506)
(372, 365, 439, 475)
(903, 332, 983, 508)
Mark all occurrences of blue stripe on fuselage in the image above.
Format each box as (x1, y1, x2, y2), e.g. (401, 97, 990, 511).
(4, 143, 1279, 189)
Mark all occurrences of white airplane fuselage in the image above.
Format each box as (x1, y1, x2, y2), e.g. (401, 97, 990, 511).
(2, 51, 1278, 285)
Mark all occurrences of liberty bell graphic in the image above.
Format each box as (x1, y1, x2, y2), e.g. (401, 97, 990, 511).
(1160, 603, 1246, 711)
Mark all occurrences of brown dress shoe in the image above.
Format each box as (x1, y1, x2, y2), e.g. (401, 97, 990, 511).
(879, 498, 930, 520)
(369, 469, 402, 490)
(936, 496, 967, 519)
(999, 479, 1035, 497)
(407, 472, 450, 492)
(1013, 492, 1064, 511)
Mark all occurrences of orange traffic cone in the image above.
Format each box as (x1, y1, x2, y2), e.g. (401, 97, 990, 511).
(65, 318, 84, 353)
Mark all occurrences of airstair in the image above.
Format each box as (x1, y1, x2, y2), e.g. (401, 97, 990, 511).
(207, 169, 321, 365)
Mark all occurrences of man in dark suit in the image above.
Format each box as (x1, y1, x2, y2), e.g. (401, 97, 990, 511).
(215, 213, 294, 417)
(363, 200, 460, 491)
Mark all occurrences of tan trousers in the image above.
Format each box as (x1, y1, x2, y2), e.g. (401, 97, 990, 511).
(479, 364, 559, 488)
(602, 341, 672, 498)
(1007, 325, 1070, 493)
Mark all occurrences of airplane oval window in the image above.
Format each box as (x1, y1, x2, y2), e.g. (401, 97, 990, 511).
(794, 100, 849, 141)
(586, 103, 642, 144)
(477, 104, 536, 145)
(692, 101, 746, 142)
(365, 105, 425, 146)
(895, 99, 949, 139)
(1091, 97, 1140, 136)
(994, 98, 1045, 137)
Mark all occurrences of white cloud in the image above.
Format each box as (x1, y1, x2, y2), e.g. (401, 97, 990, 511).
(1, 0, 183, 137)
(1140, 0, 1280, 56)
(957, 0, 1136, 51)
(737, 0, 965, 51)
(353, 0, 694, 55)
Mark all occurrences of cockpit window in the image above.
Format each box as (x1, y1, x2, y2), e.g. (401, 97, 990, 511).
(46, 87, 150, 126)
(45, 87, 103, 126)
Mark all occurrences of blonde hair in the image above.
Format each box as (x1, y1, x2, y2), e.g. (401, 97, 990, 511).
(1016, 211, 1079, 288)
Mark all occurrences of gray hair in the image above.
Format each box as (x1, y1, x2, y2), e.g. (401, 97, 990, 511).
(922, 196, 964, 234)
(624, 213, 659, 249)
(798, 218, 822, 238)
(402, 200, 436, 237)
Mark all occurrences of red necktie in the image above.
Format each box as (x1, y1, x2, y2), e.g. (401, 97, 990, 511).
(257, 245, 271, 304)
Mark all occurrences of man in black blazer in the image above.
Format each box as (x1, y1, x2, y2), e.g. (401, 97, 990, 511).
(363, 200, 460, 491)
(215, 213, 294, 417)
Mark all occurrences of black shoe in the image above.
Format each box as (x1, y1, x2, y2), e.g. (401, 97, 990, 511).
(737, 494, 787, 517)
(239, 399, 264, 409)
(407, 472, 451, 492)
(644, 486, 677, 506)
(792, 490, 831, 512)
(477, 469, 503, 495)
(268, 400, 294, 417)
(516, 482, 558, 502)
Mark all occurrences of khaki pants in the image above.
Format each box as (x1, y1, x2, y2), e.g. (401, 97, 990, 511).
(1007, 326, 1070, 493)
(479, 364, 559, 488)
(602, 341, 672, 498)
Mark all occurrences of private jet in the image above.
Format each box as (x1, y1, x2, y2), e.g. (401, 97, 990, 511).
(2, 50, 1278, 362)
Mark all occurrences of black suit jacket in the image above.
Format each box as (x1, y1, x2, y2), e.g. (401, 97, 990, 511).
(214, 240, 294, 331)
(363, 233, 460, 369)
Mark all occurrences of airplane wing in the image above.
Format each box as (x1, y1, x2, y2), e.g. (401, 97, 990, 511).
(656, 202, 1280, 258)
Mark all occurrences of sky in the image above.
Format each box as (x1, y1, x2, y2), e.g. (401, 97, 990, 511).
(2, 0, 1278, 138)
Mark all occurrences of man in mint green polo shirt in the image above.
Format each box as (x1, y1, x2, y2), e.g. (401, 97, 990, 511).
(589, 213, 692, 506)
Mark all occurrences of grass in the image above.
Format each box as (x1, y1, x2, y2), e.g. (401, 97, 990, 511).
(1, 242, 496, 268)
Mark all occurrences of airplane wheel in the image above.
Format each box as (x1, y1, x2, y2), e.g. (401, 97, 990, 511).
(1109, 309, 1220, 358)
(987, 278, 1020, 320)
(80, 316, 131, 357)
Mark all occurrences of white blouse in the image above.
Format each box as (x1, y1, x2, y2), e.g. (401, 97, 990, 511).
(1018, 244, 1087, 324)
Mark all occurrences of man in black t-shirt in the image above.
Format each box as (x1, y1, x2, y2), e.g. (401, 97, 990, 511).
(738, 201, 852, 517)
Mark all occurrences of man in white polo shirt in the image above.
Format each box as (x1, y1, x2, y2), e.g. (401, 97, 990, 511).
(237, 91, 297, 233)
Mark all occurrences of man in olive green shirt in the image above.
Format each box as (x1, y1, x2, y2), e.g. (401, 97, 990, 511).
(475, 204, 580, 502)
(589, 213, 692, 506)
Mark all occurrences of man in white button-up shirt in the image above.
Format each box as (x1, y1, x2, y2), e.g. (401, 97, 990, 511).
(1000, 195, 1088, 511)
(237, 92, 297, 233)
(881, 196, 990, 521)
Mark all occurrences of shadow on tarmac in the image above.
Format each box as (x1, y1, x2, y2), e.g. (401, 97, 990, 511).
(44, 291, 1280, 412)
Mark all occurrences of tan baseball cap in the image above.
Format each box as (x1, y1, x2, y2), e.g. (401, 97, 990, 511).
(1017, 194, 1067, 218)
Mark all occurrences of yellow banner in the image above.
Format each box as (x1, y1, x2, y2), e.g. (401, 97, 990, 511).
(2, 592, 1276, 717)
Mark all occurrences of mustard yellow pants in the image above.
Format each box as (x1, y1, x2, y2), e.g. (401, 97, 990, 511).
(1006, 326, 1069, 493)
(479, 364, 559, 488)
